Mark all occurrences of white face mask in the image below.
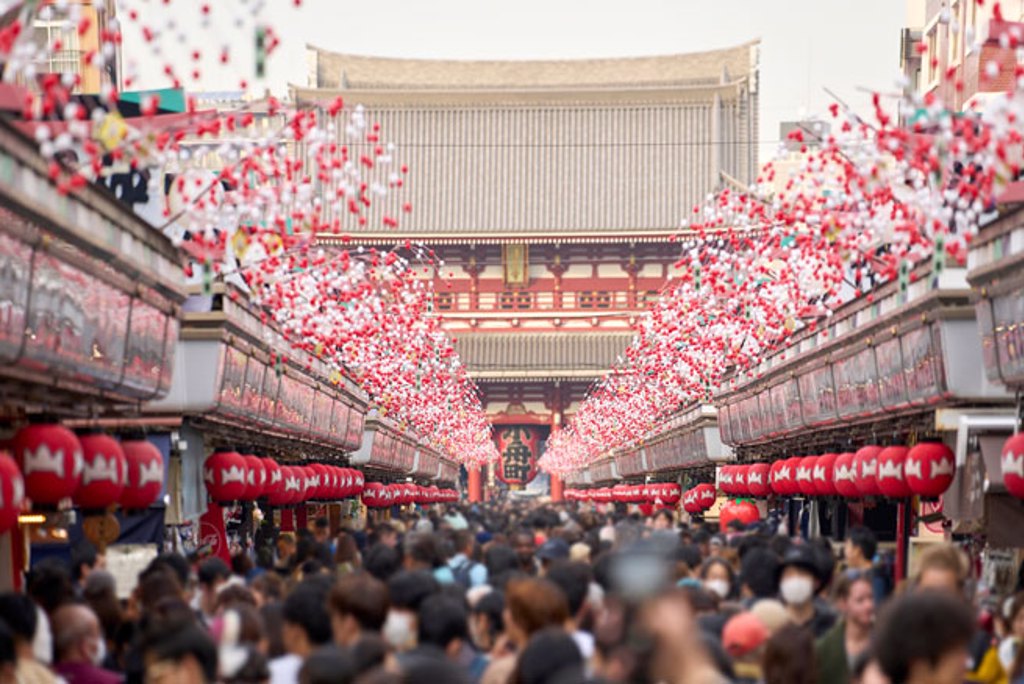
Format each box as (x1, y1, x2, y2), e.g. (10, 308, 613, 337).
(780, 576, 815, 605)
(704, 579, 730, 600)
(383, 611, 416, 652)
(91, 636, 107, 666)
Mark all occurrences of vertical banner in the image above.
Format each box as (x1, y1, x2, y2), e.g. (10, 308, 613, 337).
(199, 503, 230, 563)
(496, 426, 540, 486)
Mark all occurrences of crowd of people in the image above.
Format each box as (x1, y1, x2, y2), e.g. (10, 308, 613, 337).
(0, 501, 1022, 684)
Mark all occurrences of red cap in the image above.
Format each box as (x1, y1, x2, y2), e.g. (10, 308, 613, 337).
(722, 612, 769, 658)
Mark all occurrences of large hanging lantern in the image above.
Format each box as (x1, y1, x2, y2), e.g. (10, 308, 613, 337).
(732, 466, 749, 496)
(905, 442, 956, 497)
(853, 446, 883, 497)
(661, 483, 682, 505)
(771, 459, 794, 496)
(795, 457, 817, 496)
(204, 451, 249, 503)
(0, 453, 24, 534)
(1002, 434, 1024, 498)
(242, 455, 267, 501)
(834, 452, 860, 498)
(362, 482, 385, 508)
(74, 433, 126, 510)
(13, 422, 83, 505)
(747, 463, 772, 498)
(696, 483, 717, 509)
(719, 466, 735, 495)
(120, 438, 164, 510)
(812, 453, 839, 497)
(263, 459, 283, 501)
(876, 446, 913, 498)
(683, 489, 700, 514)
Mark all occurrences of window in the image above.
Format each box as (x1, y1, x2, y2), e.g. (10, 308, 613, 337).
(32, 12, 81, 83)
(498, 291, 532, 310)
(434, 292, 455, 311)
(926, 27, 939, 87)
(577, 291, 613, 309)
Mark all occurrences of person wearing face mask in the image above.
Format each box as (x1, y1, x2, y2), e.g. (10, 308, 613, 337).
(699, 557, 736, 603)
(51, 604, 120, 684)
(816, 572, 876, 684)
(778, 545, 836, 638)
(385, 571, 441, 654)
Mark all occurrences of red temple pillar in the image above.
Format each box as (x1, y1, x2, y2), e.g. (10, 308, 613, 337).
(468, 467, 483, 503)
(550, 473, 564, 502)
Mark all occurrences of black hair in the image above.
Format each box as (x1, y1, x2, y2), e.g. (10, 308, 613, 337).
(471, 590, 505, 639)
(364, 544, 402, 582)
(674, 544, 703, 571)
(0, 593, 37, 642)
(150, 552, 191, 588)
(71, 541, 99, 583)
(0, 619, 15, 667)
(545, 561, 592, 617)
(350, 633, 389, 674)
(26, 557, 74, 612)
(406, 534, 444, 569)
(416, 594, 468, 650)
(874, 591, 974, 683)
(592, 552, 615, 592)
(386, 570, 440, 612)
(403, 657, 471, 684)
(197, 557, 230, 587)
(512, 627, 583, 684)
(484, 544, 519, 579)
(299, 645, 356, 684)
(847, 526, 878, 563)
(283, 580, 333, 646)
(739, 548, 781, 599)
(143, 619, 218, 683)
(314, 517, 330, 530)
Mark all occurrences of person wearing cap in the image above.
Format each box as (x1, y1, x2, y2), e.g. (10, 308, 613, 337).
(535, 538, 569, 576)
(779, 545, 836, 638)
(722, 612, 769, 684)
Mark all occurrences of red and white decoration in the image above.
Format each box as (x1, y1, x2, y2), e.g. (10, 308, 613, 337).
(120, 438, 164, 510)
(0, 453, 24, 534)
(13, 423, 83, 506)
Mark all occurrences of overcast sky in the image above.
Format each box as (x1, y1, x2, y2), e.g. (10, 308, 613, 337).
(125, 0, 907, 161)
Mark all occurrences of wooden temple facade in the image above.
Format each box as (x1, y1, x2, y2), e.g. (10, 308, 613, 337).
(297, 42, 760, 493)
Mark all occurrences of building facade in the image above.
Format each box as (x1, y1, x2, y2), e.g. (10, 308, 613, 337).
(296, 44, 760, 487)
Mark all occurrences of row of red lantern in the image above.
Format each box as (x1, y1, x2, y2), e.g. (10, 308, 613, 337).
(682, 484, 717, 514)
(719, 443, 957, 500)
(205, 451, 367, 505)
(565, 483, 682, 505)
(361, 483, 458, 508)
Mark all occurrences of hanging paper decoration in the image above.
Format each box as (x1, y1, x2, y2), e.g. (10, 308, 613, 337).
(204, 450, 248, 503)
(495, 426, 540, 486)
(853, 446, 883, 497)
(746, 463, 772, 498)
(876, 446, 913, 498)
(812, 454, 839, 497)
(833, 452, 860, 498)
(0, 453, 24, 534)
(13, 423, 83, 506)
(905, 442, 956, 498)
(74, 433, 127, 511)
(120, 438, 164, 510)
(1001, 434, 1024, 499)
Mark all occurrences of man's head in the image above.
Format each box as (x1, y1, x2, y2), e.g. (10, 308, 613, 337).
(913, 544, 967, 595)
(739, 548, 781, 600)
(778, 546, 821, 607)
(71, 542, 104, 586)
(364, 544, 402, 582)
(313, 517, 330, 544)
(417, 594, 469, 659)
(651, 510, 674, 531)
(375, 523, 398, 549)
(512, 530, 536, 570)
(544, 561, 592, 622)
(196, 557, 230, 616)
(142, 619, 217, 684)
(453, 530, 475, 557)
(0, 619, 16, 684)
(384, 571, 441, 652)
(873, 591, 973, 684)
(329, 573, 390, 647)
(282, 580, 333, 657)
(845, 526, 877, 569)
(0, 593, 37, 655)
(52, 604, 104, 666)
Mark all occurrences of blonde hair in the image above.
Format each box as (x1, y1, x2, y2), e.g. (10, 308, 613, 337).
(913, 543, 968, 590)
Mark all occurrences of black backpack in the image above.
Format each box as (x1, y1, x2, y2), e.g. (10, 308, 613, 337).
(451, 557, 475, 589)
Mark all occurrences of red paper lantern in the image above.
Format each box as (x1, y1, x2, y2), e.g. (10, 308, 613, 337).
(812, 453, 839, 497)
(786, 457, 804, 495)
(833, 452, 860, 498)
(279, 466, 304, 505)
(13, 423, 83, 505)
(661, 483, 682, 505)
(352, 470, 365, 494)
(747, 463, 772, 498)
(771, 459, 793, 496)
(719, 499, 760, 532)
(120, 438, 164, 510)
(733, 466, 749, 496)
(683, 488, 699, 514)
(1002, 434, 1024, 498)
(876, 446, 913, 498)
(0, 453, 24, 534)
(697, 483, 717, 510)
(795, 457, 817, 496)
(311, 464, 332, 500)
(243, 456, 267, 501)
(717, 466, 732, 495)
(853, 446, 883, 497)
(361, 482, 383, 508)
(263, 459, 283, 501)
(905, 442, 956, 497)
(204, 451, 248, 503)
(74, 434, 127, 510)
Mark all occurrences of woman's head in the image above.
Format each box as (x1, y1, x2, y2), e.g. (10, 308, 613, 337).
(699, 557, 736, 600)
(832, 572, 875, 630)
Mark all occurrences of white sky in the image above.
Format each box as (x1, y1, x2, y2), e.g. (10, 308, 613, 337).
(123, 0, 907, 161)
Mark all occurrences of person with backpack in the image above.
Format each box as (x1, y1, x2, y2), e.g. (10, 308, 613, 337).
(449, 531, 488, 589)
